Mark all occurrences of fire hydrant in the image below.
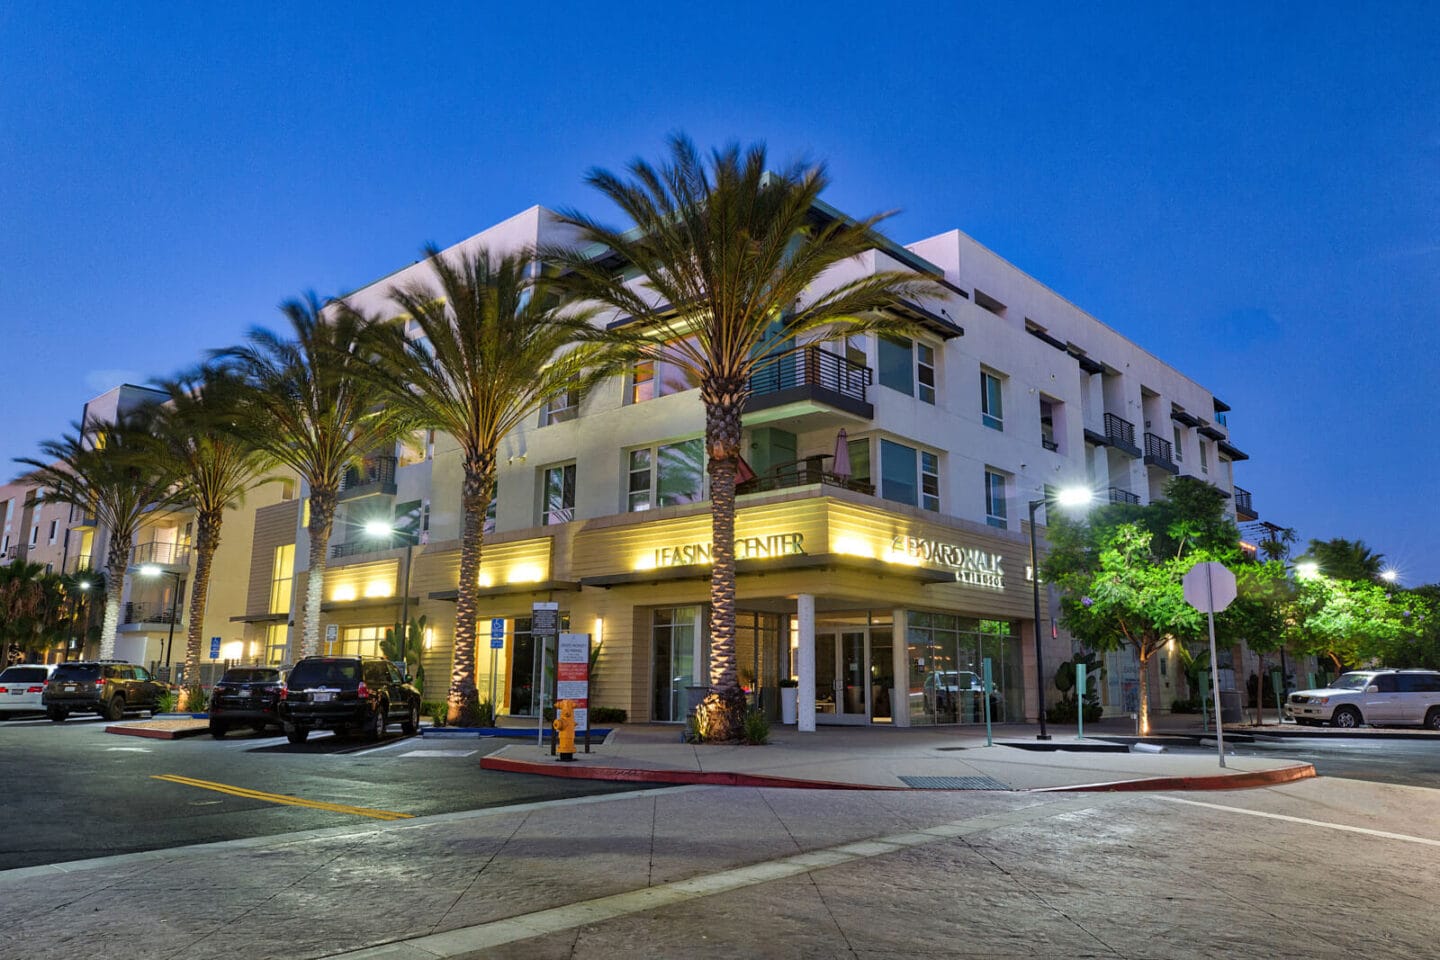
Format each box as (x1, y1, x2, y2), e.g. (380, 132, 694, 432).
(553, 699, 577, 761)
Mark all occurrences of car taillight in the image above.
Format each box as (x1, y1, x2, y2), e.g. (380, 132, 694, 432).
(27, 686, 45, 694)
(278, 684, 288, 701)
(94, 678, 106, 686)
(356, 681, 371, 699)
(0, 686, 7, 694)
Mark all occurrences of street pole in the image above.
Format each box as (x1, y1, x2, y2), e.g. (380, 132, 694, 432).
(400, 536, 413, 641)
(163, 571, 180, 679)
(1028, 498, 1051, 740)
(1205, 572, 1227, 768)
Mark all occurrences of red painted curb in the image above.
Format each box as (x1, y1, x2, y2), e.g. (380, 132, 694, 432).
(479, 755, 903, 790)
(1032, 763, 1317, 793)
(105, 724, 209, 741)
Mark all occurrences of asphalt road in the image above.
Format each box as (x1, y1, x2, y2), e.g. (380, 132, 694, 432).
(0, 714, 652, 869)
(1228, 734, 1440, 789)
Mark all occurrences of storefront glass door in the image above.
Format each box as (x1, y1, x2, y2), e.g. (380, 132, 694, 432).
(815, 628, 870, 723)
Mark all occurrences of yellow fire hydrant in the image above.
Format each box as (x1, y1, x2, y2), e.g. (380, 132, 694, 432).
(553, 699, 577, 761)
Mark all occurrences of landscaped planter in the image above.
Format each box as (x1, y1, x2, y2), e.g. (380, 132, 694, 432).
(422, 726, 614, 739)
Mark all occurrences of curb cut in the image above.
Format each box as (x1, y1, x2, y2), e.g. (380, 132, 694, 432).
(479, 755, 903, 790)
(105, 724, 210, 741)
(1031, 762, 1317, 793)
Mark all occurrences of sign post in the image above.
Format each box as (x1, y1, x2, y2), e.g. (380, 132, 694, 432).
(209, 637, 221, 660)
(557, 632, 592, 753)
(1183, 561, 1237, 768)
(981, 657, 994, 747)
(489, 618, 505, 715)
(531, 602, 559, 747)
(1199, 669, 1210, 732)
(1076, 661, 1087, 741)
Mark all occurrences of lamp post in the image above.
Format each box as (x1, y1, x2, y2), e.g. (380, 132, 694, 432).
(70, 578, 91, 662)
(140, 564, 183, 677)
(1028, 486, 1094, 741)
(365, 520, 415, 641)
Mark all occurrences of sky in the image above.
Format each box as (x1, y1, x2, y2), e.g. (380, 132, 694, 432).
(2, 2, 1437, 581)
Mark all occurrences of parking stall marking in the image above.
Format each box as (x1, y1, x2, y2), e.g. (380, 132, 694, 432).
(151, 774, 414, 821)
(1162, 796, 1440, 847)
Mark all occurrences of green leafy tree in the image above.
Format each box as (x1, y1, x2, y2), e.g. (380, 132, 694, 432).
(1302, 538, 1385, 582)
(18, 411, 182, 659)
(545, 135, 951, 739)
(0, 562, 72, 660)
(382, 614, 426, 697)
(1285, 574, 1415, 672)
(214, 296, 412, 659)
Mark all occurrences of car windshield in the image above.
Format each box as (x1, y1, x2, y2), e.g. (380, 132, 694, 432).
(51, 664, 102, 681)
(221, 668, 280, 683)
(287, 659, 359, 686)
(1328, 673, 1374, 690)
(0, 666, 49, 682)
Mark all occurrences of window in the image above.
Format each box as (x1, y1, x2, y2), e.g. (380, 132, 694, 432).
(1172, 425, 1184, 462)
(980, 371, 1004, 431)
(29, 525, 38, 547)
(269, 544, 295, 614)
(847, 437, 872, 486)
(878, 337, 937, 404)
(541, 463, 576, 525)
(627, 341, 698, 404)
(540, 380, 580, 425)
(1040, 398, 1058, 451)
(1199, 441, 1209, 474)
(628, 439, 704, 512)
(483, 498, 495, 535)
(335, 625, 385, 657)
(984, 470, 1008, 529)
(47, 519, 57, 543)
(880, 440, 939, 510)
(265, 623, 288, 665)
(630, 360, 655, 403)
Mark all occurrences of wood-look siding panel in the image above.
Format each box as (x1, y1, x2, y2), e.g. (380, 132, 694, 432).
(245, 501, 299, 617)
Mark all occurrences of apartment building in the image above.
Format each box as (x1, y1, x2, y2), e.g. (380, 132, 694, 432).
(222, 203, 1260, 727)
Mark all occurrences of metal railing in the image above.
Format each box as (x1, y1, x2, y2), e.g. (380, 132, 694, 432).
(1234, 486, 1255, 515)
(1041, 437, 1059, 452)
(748, 345, 872, 404)
(131, 541, 193, 567)
(1107, 486, 1140, 505)
(124, 601, 181, 625)
(332, 539, 381, 560)
(340, 456, 398, 493)
(64, 555, 94, 574)
(1104, 412, 1137, 448)
(738, 460, 875, 497)
(1143, 432, 1176, 471)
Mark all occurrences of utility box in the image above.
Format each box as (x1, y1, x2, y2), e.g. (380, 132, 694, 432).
(1219, 690, 1245, 724)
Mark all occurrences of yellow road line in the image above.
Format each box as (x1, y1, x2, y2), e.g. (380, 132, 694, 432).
(152, 774, 413, 821)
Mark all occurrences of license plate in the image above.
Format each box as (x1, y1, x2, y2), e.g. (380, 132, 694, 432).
(240, 686, 251, 696)
(312, 692, 333, 703)
(64, 684, 77, 692)
(9, 690, 21, 695)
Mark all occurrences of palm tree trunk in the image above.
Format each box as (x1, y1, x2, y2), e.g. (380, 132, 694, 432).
(180, 509, 222, 709)
(300, 489, 337, 659)
(700, 390, 746, 741)
(98, 535, 131, 660)
(450, 457, 492, 724)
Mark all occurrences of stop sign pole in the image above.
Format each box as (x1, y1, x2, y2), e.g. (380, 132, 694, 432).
(1183, 561, 1237, 768)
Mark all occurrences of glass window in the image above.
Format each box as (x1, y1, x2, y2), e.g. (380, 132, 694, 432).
(881, 439, 918, 507)
(916, 343, 936, 404)
(984, 470, 1008, 529)
(539, 380, 579, 425)
(265, 623, 288, 665)
(847, 437, 871, 485)
(981, 371, 1004, 431)
(484, 497, 496, 535)
(1040, 399, 1058, 451)
(541, 464, 576, 525)
(337, 626, 384, 657)
(877, 336, 914, 395)
(920, 451, 940, 512)
(1172, 425, 1184, 461)
(269, 544, 294, 615)
(628, 440, 704, 512)
(1199, 441, 1209, 473)
(652, 606, 700, 722)
(627, 448, 653, 511)
(630, 360, 655, 404)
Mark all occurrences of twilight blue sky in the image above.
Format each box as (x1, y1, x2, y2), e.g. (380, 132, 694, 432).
(2, 3, 1437, 581)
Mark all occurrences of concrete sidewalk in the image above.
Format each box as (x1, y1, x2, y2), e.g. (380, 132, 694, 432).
(481, 722, 1314, 792)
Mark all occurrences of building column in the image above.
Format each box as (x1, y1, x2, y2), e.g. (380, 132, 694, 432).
(1020, 618, 1040, 723)
(891, 607, 910, 727)
(797, 593, 816, 733)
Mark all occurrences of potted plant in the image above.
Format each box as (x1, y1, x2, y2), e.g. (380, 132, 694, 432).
(779, 677, 799, 724)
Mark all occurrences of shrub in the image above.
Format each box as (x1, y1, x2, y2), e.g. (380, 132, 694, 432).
(1046, 693, 1102, 724)
(457, 697, 495, 728)
(422, 700, 446, 726)
(184, 685, 210, 713)
(590, 706, 628, 724)
(154, 689, 180, 714)
(742, 708, 770, 745)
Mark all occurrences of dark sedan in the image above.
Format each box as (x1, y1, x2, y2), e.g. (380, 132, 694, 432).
(209, 667, 285, 738)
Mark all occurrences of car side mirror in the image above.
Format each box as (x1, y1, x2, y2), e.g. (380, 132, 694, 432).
(1366, 685, 1379, 693)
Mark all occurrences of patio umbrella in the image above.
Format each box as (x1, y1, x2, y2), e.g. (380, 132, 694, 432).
(832, 428, 851, 480)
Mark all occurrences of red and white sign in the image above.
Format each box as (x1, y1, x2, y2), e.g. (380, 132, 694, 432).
(556, 632, 591, 731)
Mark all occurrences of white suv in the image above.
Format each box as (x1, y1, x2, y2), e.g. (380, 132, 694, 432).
(1285, 670, 1440, 730)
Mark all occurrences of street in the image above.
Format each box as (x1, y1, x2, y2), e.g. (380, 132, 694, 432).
(1228, 735, 1440, 790)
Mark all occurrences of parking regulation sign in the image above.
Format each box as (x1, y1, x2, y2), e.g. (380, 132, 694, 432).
(209, 637, 221, 659)
(490, 617, 505, 649)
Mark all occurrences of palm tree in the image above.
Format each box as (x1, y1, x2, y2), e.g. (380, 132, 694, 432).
(17, 411, 182, 659)
(545, 136, 952, 738)
(214, 296, 412, 659)
(363, 246, 607, 723)
(145, 367, 274, 705)
(1304, 538, 1386, 582)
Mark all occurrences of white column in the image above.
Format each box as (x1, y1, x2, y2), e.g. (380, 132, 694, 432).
(797, 593, 816, 733)
(892, 607, 910, 727)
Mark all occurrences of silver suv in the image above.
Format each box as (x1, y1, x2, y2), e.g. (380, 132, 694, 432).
(1285, 670, 1440, 730)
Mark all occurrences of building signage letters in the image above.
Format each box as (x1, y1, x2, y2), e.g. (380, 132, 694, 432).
(652, 532, 806, 568)
(890, 535, 1006, 590)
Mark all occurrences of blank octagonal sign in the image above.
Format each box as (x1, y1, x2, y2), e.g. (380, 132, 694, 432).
(1183, 561, 1237, 613)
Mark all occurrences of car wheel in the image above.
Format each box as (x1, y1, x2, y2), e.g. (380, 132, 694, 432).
(209, 721, 229, 739)
(286, 725, 310, 744)
(365, 702, 387, 742)
(47, 706, 68, 722)
(1425, 707, 1440, 731)
(104, 695, 126, 722)
(1331, 706, 1362, 728)
(401, 702, 419, 736)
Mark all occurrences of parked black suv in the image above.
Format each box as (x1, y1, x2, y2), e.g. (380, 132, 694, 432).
(43, 661, 167, 721)
(209, 666, 285, 738)
(278, 656, 420, 744)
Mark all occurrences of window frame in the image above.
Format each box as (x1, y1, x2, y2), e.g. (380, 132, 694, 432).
(540, 462, 577, 526)
(626, 438, 706, 512)
(980, 370, 1004, 431)
(984, 469, 1009, 529)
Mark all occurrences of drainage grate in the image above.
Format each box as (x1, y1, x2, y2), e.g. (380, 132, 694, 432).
(899, 775, 1011, 790)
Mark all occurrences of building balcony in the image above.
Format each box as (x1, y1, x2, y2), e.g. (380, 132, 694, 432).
(339, 456, 398, 501)
(1107, 486, 1141, 505)
(1234, 486, 1258, 522)
(738, 456, 875, 498)
(122, 601, 182, 626)
(64, 555, 94, 575)
(743, 346, 873, 427)
(1103, 413, 1141, 458)
(1143, 432, 1179, 475)
(131, 540, 193, 570)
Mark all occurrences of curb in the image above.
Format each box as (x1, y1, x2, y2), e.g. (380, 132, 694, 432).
(105, 724, 210, 741)
(480, 755, 1316, 793)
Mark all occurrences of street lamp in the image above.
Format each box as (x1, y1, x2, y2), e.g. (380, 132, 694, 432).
(1381, 569, 1399, 583)
(140, 564, 183, 676)
(70, 578, 91, 662)
(365, 520, 416, 640)
(1029, 485, 1094, 741)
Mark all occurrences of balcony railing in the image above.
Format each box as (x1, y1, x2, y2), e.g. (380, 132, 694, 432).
(64, 555, 94, 574)
(1143, 432, 1178, 474)
(332, 539, 383, 560)
(738, 457, 875, 497)
(131, 541, 193, 568)
(1234, 486, 1257, 520)
(339, 456, 398, 500)
(1107, 486, 1141, 505)
(1041, 436, 1059, 452)
(745, 346, 873, 419)
(123, 601, 181, 625)
(1104, 413, 1141, 457)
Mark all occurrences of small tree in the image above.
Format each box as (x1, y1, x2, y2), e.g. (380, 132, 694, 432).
(382, 614, 426, 697)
